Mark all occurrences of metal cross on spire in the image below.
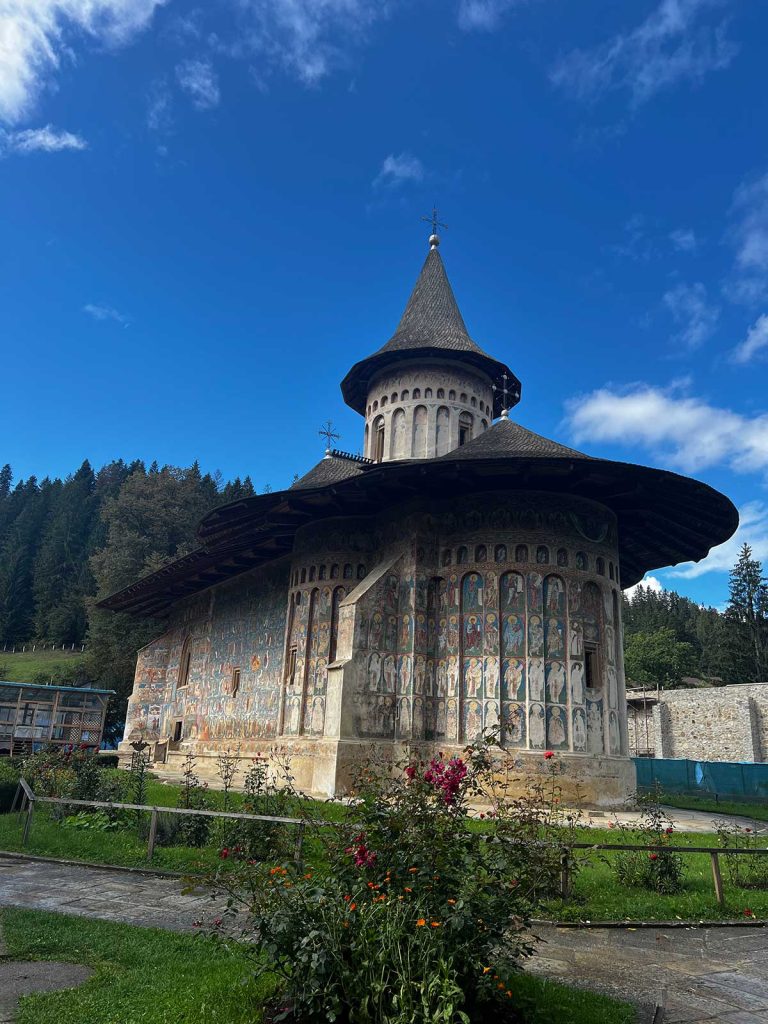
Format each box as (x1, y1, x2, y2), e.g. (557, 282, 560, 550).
(421, 206, 447, 249)
(319, 420, 341, 457)
(492, 373, 513, 419)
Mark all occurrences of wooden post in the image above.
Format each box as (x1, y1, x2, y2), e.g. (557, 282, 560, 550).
(22, 800, 34, 846)
(294, 821, 306, 863)
(710, 851, 724, 906)
(560, 848, 571, 899)
(147, 808, 159, 862)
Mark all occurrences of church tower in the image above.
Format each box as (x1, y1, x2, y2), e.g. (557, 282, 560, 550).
(341, 230, 521, 461)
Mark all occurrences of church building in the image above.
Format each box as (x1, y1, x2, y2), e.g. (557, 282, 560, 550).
(103, 229, 738, 806)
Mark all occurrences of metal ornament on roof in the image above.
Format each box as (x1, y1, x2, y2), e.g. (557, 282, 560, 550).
(421, 206, 447, 250)
(492, 373, 518, 420)
(319, 420, 341, 457)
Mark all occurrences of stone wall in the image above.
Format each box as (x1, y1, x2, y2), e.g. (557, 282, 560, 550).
(627, 683, 768, 762)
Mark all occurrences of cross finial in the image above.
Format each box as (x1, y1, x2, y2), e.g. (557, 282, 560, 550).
(421, 206, 447, 249)
(319, 420, 341, 457)
(492, 373, 513, 419)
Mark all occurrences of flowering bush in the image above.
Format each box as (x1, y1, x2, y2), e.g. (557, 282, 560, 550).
(714, 820, 768, 890)
(609, 786, 684, 894)
(203, 737, 579, 1023)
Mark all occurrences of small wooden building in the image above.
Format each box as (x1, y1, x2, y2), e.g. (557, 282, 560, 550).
(0, 681, 113, 757)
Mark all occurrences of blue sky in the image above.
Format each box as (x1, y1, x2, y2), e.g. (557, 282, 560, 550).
(1, 0, 767, 609)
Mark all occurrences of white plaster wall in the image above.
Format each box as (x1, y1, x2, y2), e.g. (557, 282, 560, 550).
(364, 361, 494, 461)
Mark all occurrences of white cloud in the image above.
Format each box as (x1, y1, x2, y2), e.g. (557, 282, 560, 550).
(565, 384, 768, 475)
(662, 281, 719, 350)
(0, 123, 85, 154)
(0, 0, 165, 124)
(669, 227, 697, 252)
(727, 172, 768, 305)
(732, 313, 768, 365)
(233, 0, 389, 86)
(83, 303, 129, 326)
(373, 152, 424, 189)
(550, 0, 737, 107)
(457, 0, 526, 31)
(624, 575, 664, 599)
(146, 78, 172, 134)
(175, 58, 219, 110)
(668, 501, 768, 578)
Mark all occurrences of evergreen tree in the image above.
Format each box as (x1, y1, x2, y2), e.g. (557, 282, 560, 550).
(725, 543, 768, 682)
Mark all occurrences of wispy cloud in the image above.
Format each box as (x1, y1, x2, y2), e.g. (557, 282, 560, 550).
(662, 281, 719, 350)
(232, 0, 389, 86)
(0, 0, 165, 124)
(0, 124, 86, 155)
(373, 152, 425, 189)
(146, 78, 173, 135)
(83, 303, 130, 327)
(669, 227, 698, 252)
(727, 171, 768, 305)
(457, 0, 527, 31)
(175, 58, 220, 110)
(732, 313, 768, 365)
(550, 0, 737, 107)
(565, 383, 768, 475)
(668, 500, 768, 578)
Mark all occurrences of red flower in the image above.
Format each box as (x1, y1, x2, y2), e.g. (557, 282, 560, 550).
(665, 827, 674, 835)
(220, 848, 229, 859)
(744, 907, 755, 918)
(648, 853, 658, 861)
(404, 765, 417, 781)
(544, 750, 555, 760)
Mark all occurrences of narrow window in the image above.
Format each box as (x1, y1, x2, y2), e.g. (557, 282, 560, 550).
(178, 641, 192, 689)
(331, 564, 340, 579)
(459, 412, 473, 447)
(413, 388, 421, 399)
(460, 392, 467, 403)
(515, 544, 528, 563)
(300, 568, 307, 583)
(471, 396, 477, 407)
(584, 644, 599, 694)
(596, 557, 605, 576)
(172, 720, 183, 743)
(374, 418, 385, 462)
(456, 546, 468, 565)
(309, 565, 316, 582)
(319, 565, 326, 580)
(449, 389, 456, 401)
(557, 548, 568, 567)
(288, 646, 298, 687)
(231, 668, 241, 697)
(329, 588, 344, 663)
(357, 563, 366, 579)
(441, 548, 452, 567)
(343, 563, 353, 579)
(437, 388, 445, 398)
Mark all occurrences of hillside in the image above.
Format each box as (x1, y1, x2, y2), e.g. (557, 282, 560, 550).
(0, 649, 88, 684)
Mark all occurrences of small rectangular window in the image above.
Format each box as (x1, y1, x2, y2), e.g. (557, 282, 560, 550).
(231, 668, 241, 697)
(584, 644, 599, 694)
(374, 425, 385, 462)
(172, 720, 183, 743)
(288, 647, 298, 685)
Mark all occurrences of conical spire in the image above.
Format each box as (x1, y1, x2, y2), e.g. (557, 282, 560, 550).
(376, 248, 484, 356)
(340, 237, 520, 416)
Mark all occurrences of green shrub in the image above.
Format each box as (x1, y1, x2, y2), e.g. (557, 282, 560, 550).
(97, 753, 120, 769)
(715, 820, 768, 890)
(202, 738, 574, 1024)
(609, 787, 684, 895)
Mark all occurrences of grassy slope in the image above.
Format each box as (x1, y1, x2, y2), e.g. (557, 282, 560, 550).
(2, 908, 635, 1024)
(0, 650, 86, 683)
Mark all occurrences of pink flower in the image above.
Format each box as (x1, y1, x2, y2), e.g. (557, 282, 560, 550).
(404, 765, 417, 781)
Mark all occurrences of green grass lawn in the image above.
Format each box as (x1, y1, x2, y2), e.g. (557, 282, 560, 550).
(658, 793, 768, 823)
(1, 908, 636, 1024)
(0, 649, 86, 683)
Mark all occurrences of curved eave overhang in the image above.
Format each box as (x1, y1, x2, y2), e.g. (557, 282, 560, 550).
(99, 455, 737, 616)
(340, 348, 521, 418)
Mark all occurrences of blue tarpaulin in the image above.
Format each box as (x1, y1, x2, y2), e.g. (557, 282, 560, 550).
(635, 758, 768, 802)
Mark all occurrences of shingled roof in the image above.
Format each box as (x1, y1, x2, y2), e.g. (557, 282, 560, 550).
(440, 416, 591, 462)
(291, 452, 371, 490)
(341, 246, 520, 416)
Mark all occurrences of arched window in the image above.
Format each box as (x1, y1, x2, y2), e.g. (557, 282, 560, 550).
(435, 406, 450, 455)
(441, 548, 452, 567)
(391, 392, 397, 403)
(456, 546, 468, 565)
(402, 389, 409, 401)
(609, 562, 615, 580)
(437, 388, 445, 399)
(596, 557, 605, 576)
(319, 565, 326, 580)
(329, 587, 345, 662)
(331, 564, 340, 579)
(413, 387, 421, 399)
(391, 408, 406, 458)
(458, 412, 473, 447)
(295, 590, 302, 606)
(381, 395, 388, 407)
(471, 396, 477, 407)
(357, 563, 366, 579)
(300, 568, 307, 584)
(309, 565, 316, 582)
(475, 544, 487, 562)
(536, 545, 549, 565)
(449, 389, 456, 401)
(343, 563, 353, 579)
(515, 544, 528, 563)
(494, 544, 507, 562)
(178, 639, 192, 689)
(576, 551, 587, 570)
(412, 405, 428, 457)
(425, 387, 433, 399)
(373, 400, 378, 411)
(557, 548, 568, 567)
(372, 415, 385, 463)
(460, 392, 467, 403)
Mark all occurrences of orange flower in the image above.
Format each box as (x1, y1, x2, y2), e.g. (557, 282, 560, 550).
(404, 887, 413, 893)
(447, 899, 456, 905)
(349, 903, 357, 911)
(343, 895, 351, 902)
(416, 918, 426, 927)
(506, 991, 513, 998)
(343, 921, 349, 928)
(482, 967, 492, 975)
(304, 873, 312, 880)
(430, 921, 441, 928)
(408, 867, 418, 874)
(497, 982, 505, 990)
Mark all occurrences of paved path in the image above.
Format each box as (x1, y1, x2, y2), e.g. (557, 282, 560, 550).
(2, 855, 768, 1022)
